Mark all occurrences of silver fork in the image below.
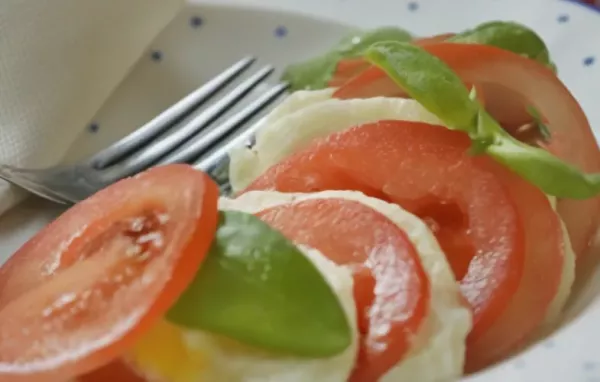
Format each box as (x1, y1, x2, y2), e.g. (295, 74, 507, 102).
(0, 57, 288, 204)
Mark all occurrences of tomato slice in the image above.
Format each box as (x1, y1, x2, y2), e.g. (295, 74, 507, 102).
(332, 43, 600, 257)
(464, 154, 564, 372)
(0, 164, 219, 382)
(245, 121, 564, 371)
(255, 197, 429, 382)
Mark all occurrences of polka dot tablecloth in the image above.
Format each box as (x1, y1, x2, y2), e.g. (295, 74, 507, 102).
(83, 0, 600, 137)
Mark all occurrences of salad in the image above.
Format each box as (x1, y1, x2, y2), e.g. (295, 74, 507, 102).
(0, 21, 599, 382)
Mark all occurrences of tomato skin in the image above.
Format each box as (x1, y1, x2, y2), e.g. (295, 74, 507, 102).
(333, 43, 600, 257)
(0, 165, 219, 382)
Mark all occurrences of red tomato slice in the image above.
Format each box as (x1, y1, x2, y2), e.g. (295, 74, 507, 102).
(245, 121, 564, 371)
(0, 164, 219, 382)
(255, 197, 429, 382)
(332, 43, 600, 257)
(464, 153, 564, 372)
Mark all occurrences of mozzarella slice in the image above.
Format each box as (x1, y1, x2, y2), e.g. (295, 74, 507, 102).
(228, 89, 441, 192)
(222, 190, 472, 382)
(536, 197, 576, 333)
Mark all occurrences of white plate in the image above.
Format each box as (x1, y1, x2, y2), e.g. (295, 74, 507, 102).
(1, 1, 600, 381)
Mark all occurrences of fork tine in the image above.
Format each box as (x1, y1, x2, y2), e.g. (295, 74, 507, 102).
(192, 89, 286, 176)
(158, 82, 289, 166)
(88, 56, 256, 169)
(0, 166, 71, 204)
(104, 65, 275, 180)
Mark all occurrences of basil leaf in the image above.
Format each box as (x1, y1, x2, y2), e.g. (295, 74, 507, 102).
(281, 53, 340, 92)
(282, 26, 412, 91)
(366, 41, 600, 199)
(365, 41, 479, 132)
(335, 26, 413, 56)
(486, 129, 600, 199)
(166, 211, 352, 357)
(450, 21, 555, 71)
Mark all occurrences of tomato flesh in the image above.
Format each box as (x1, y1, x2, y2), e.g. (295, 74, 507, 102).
(255, 198, 429, 382)
(246, 121, 563, 370)
(0, 165, 219, 382)
(332, 43, 600, 256)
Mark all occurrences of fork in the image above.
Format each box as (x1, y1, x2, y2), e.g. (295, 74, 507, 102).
(0, 57, 288, 204)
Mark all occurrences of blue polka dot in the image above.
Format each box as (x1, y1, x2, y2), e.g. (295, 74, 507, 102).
(88, 122, 99, 133)
(584, 361, 597, 371)
(558, 14, 570, 23)
(274, 25, 288, 38)
(584, 56, 596, 67)
(190, 16, 203, 28)
(513, 359, 526, 369)
(543, 339, 555, 348)
(408, 1, 419, 11)
(151, 50, 163, 62)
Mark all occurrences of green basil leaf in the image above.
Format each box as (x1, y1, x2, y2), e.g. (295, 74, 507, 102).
(486, 129, 600, 199)
(335, 26, 413, 56)
(476, 110, 600, 198)
(365, 41, 479, 132)
(450, 21, 555, 71)
(166, 210, 352, 357)
(281, 53, 342, 92)
(366, 41, 600, 199)
(282, 26, 412, 91)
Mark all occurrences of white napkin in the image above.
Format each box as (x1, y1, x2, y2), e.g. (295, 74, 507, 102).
(0, 0, 184, 214)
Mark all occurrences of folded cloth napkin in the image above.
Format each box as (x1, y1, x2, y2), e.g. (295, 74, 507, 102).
(0, 0, 184, 214)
